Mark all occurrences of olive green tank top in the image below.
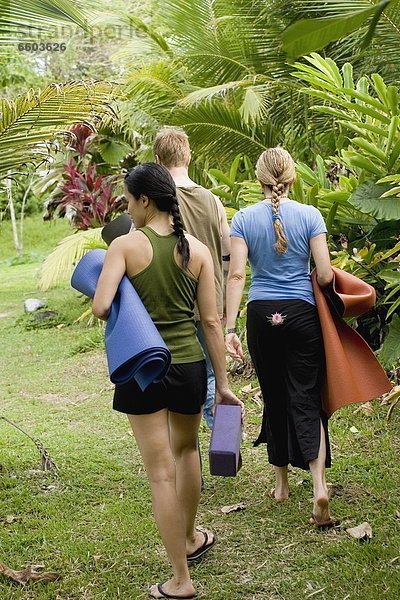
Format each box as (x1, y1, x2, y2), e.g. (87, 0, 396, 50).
(129, 226, 204, 364)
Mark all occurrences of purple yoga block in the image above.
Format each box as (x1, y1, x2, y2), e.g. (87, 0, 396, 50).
(209, 404, 242, 477)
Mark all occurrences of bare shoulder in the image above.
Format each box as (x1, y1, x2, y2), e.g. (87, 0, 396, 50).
(185, 233, 210, 254)
(108, 230, 146, 251)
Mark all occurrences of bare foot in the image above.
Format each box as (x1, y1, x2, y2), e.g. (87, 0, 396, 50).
(309, 493, 337, 527)
(269, 486, 289, 502)
(148, 578, 195, 599)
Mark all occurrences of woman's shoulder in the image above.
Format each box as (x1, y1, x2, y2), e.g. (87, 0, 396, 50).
(108, 229, 148, 252)
(233, 202, 265, 220)
(286, 200, 321, 215)
(185, 232, 209, 254)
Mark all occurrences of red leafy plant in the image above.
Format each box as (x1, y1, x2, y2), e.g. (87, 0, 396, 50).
(43, 123, 128, 230)
(44, 158, 127, 230)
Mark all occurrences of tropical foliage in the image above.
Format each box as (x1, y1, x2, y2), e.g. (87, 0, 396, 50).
(38, 227, 105, 291)
(281, 0, 400, 84)
(0, 0, 90, 46)
(290, 54, 399, 363)
(0, 81, 117, 180)
(43, 158, 125, 229)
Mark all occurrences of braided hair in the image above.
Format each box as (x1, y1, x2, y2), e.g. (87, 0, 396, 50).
(124, 162, 190, 269)
(255, 147, 296, 255)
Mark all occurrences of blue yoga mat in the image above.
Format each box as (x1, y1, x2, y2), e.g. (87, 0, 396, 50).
(71, 248, 171, 390)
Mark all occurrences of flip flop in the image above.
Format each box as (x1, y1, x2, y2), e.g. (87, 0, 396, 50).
(149, 582, 196, 599)
(310, 514, 338, 529)
(187, 528, 216, 562)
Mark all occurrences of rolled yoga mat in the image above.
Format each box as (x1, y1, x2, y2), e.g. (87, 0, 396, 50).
(71, 248, 171, 390)
(101, 213, 133, 246)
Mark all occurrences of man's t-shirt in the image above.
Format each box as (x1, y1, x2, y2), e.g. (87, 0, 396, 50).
(177, 185, 224, 319)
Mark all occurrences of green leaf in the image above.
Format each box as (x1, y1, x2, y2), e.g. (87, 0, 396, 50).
(379, 269, 400, 285)
(321, 191, 351, 205)
(239, 87, 268, 125)
(127, 16, 172, 55)
(97, 139, 133, 165)
(339, 121, 389, 139)
(38, 228, 104, 291)
(282, 4, 380, 60)
(342, 153, 384, 176)
(361, 0, 392, 49)
(371, 73, 389, 106)
(351, 137, 387, 164)
(342, 62, 354, 94)
(229, 154, 242, 182)
(208, 169, 234, 188)
(386, 116, 400, 157)
(0, 0, 91, 44)
(388, 138, 400, 170)
(381, 186, 400, 197)
(387, 86, 399, 116)
(326, 202, 339, 232)
(348, 181, 400, 221)
(367, 221, 400, 250)
(0, 81, 116, 179)
(387, 297, 400, 318)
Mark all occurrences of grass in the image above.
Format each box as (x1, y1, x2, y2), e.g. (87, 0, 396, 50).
(1, 215, 399, 599)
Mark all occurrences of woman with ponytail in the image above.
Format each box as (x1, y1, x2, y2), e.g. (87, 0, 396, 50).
(225, 147, 335, 528)
(93, 163, 243, 599)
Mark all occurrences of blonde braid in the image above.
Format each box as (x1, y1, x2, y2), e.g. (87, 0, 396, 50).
(255, 147, 296, 255)
(271, 182, 287, 254)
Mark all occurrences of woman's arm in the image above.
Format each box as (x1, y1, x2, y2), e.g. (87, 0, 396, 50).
(225, 236, 248, 361)
(92, 239, 127, 320)
(310, 233, 333, 288)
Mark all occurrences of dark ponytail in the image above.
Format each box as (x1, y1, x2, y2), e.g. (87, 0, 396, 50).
(124, 162, 190, 269)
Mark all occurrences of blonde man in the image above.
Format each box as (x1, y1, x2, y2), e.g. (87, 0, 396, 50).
(154, 126, 231, 430)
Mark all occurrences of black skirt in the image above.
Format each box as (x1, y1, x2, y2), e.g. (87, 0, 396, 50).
(247, 299, 331, 471)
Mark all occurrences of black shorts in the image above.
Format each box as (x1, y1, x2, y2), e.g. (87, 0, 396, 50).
(113, 360, 207, 415)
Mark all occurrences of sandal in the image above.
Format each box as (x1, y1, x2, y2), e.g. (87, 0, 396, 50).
(149, 581, 196, 599)
(187, 528, 216, 562)
(310, 514, 339, 529)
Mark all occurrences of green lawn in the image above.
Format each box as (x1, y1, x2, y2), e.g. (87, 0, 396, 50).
(0, 216, 399, 599)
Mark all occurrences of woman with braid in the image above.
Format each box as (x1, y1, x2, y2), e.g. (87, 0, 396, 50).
(92, 163, 243, 600)
(225, 147, 336, 528)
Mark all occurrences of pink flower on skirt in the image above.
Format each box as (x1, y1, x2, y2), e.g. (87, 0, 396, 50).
(267, 312, 286, 326)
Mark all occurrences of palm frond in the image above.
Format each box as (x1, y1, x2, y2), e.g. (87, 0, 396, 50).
(38, 227, 104, 291)
(0, 81, 118, 178)
(171, 101, 277, 166)
(124, 61, 186, 121)
(0, 0, 92, 44)
(179, 80, 254, 107)
(159, 0, 288, 83)
(279, 0, 400, 83)
(239, 86, 271, 125)
(282, 2, 387, 60)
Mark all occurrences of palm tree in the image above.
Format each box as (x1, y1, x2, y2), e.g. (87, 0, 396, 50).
(120, 0, 309, 169)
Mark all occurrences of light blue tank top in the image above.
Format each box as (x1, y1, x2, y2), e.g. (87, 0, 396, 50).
(230, 200, 327, 305)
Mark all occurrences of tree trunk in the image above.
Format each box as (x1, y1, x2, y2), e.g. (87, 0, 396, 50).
(5, 175, 23, 255)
